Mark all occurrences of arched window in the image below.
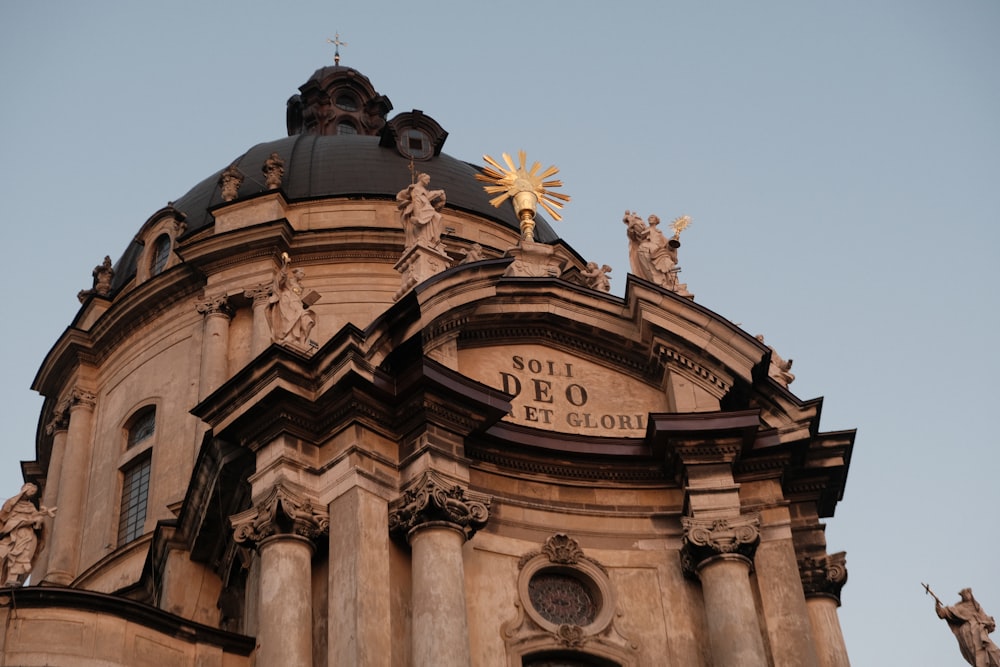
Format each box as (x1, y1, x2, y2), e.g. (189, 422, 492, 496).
(336, 121, 358, 135)
(334, 93, 358, 111)
(150, 234, 172, 276)
(118, 453, 151, 545)
(119, 406, 155, 545)
(126, 406, 155, 449)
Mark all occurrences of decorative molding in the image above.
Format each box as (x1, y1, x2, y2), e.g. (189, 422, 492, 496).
(654, 344, 729, 393)
(681, 513, 761, 574)
(230, 484, 329, 550)
(387, 472, 491, 542)
(517, 533, 607, 575)
(798, 551, 848, 603)
(504, 533, 636, 664)
(468, 444, 663, 482)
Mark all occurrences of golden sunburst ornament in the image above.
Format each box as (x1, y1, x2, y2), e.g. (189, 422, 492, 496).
(475, 150, 570, 242)
(670, 215, 692, 239)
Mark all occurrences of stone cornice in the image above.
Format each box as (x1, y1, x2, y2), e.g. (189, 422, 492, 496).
(0, 586, 254, 656)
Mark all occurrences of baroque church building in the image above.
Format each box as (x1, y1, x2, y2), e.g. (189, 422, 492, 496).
(0, 62, 854, 667)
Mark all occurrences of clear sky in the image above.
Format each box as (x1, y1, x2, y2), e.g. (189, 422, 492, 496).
(1, 1, 997, 664)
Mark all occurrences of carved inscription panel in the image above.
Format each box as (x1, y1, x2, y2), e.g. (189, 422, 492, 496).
(459, 345, 668, 436)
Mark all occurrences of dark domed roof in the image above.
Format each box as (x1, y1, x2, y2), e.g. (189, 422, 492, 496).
(110, 67, 559, 290)
(172, 134, 556, 238)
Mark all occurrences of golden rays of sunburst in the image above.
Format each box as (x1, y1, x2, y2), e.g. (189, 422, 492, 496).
(475, 150, 571, 221)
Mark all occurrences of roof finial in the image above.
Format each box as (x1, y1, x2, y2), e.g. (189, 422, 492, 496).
(327, 32, 347, 66)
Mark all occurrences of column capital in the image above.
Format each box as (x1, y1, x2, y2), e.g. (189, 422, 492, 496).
(66, 388, 96, 411)
(681, 513, 760, 575)
(388, 472, 491, 543)
(45, 399, 72, 435)
(196, 294, 232, 318)
(798, 551, 848, 604)
(243, 282, 272, 306)
(230, 484, 329, 550)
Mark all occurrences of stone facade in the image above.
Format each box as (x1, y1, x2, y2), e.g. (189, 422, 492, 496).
(3, 64, 855, 667)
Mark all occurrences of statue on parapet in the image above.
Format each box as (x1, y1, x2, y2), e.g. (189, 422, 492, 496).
(458, 243, 485, 265)
(925, 584, 1000, 667)
(77, 255, 114, 302)
(756, 334, 795, 386)
(0, 483, 56, 588)
(262, 152, 285, 190)
(267, 253, 319, 350)
(623, 211, 692, 297)
(219, 163, 244, 202)
(580, 261, 612, 292)
(397, 172, 446, 251)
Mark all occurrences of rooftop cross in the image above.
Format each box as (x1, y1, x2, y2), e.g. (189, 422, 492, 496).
(326, 33, 347, 66)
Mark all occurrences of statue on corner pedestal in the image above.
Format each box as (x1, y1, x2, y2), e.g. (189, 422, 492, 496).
(396, 172, 446, 251)
(267, 253, 319, 351)
(929, 586, 1000, 667)
(623, 211, 692, 298)
(0, 483, 57, 588)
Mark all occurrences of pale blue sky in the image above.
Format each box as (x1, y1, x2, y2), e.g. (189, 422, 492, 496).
(1, 2, 997, 664)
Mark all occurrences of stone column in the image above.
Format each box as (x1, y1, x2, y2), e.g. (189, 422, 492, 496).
(799, 552, 850, 667)
(682, 514, 769, 667)
(243, 283, 272, 357)
(196, 295, 232, 401)
(43, 389, 96, 586)
(231, 485, 329, 667)
(30, 405, 70, 583)
(388, 473, 490, 667)
(328, 487, 392, 666)
(754, 534, 821, 667)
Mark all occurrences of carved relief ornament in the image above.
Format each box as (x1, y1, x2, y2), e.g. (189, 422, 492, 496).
(230, 485, 329, 549)
(387, 473, 490, 542)
(681, 513, 761, 574)
(798, 551, 848, 603)
(517, 533, 606, 573)
(504, 533, 637, 662)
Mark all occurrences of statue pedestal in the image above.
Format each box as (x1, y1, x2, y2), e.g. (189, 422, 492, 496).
(503, 240, 566, 278)
(394, 243, 452, 301)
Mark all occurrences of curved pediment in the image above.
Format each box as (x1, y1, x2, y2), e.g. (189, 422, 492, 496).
(457, 344, 668, 437)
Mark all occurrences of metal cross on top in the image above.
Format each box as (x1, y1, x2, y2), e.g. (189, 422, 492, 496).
(327, 33, 347, 66)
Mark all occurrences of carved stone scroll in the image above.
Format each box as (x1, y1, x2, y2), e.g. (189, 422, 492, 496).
(230, 485, 329, 549)
(388, 473, 490, 542)
(681, 513, 761, 574)
(798, 551, 848, 603)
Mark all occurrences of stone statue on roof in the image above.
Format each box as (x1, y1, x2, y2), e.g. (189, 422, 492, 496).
(262, 152, 285, 190)
(623, 211, 692, 297)
(928, 586, 1000, 667)
(581, 261, 612, 292)
(397, 172, 446, 251)
(219, 163, 244, 202)
(0, 483, 56, 587)
(267, 253, 319, 351)
(77, 255, 114, 302)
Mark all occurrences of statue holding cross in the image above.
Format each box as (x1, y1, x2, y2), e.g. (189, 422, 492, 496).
(925, 584, 1000, 667)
